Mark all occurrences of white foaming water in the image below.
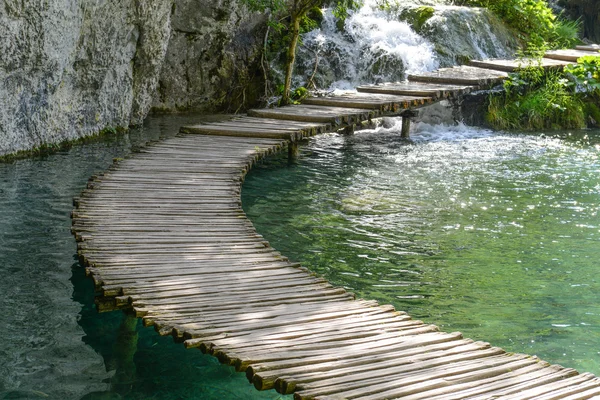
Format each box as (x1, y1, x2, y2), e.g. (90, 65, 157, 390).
(363, 119, 495, 142)
(298, 0, 438, 90)
(409, 121, 496, 142)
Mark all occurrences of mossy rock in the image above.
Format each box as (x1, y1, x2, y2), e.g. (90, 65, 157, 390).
(306, 7, 324, 27)
(584, 101, 600, 127)
(400, 6, 435, 33)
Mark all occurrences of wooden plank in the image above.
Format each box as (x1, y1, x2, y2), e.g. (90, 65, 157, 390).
(365, 363, 553, 400)
(286, 346, 507, 395)
(458, 368, 584, 400)
(248, 104, 375, 125)
(528, 375, 600, 400)
(408, 65, 508, 86)
(303, 355, 537, 400)
(469, 57, 575, 72)
(356, 81, 469, 98)
(545, 49, 600, 62)
(253, 340, 485, 391)
(575, 44, 600, 52)
(233, 117, 331, 131)
(180, 124, 300, 140)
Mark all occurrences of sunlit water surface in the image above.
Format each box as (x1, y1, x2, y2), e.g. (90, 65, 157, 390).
(242, 122, 600, 376)
(0, 115, 287, 400)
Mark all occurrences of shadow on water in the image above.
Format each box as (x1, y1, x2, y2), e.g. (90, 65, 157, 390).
(0, 114, 289, 400)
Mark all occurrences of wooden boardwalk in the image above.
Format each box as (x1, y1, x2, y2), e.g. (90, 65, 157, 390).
(73, 48, 600, 399)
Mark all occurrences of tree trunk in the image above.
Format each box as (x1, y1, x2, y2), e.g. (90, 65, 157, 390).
(282, 13, 301, 105)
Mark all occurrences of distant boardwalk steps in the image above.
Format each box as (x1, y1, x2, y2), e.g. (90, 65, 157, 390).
(73, 47, 600, 399)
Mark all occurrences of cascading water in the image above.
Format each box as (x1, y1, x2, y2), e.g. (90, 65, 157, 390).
(289, 0, 518, 92)
(294, 0, 439, 90)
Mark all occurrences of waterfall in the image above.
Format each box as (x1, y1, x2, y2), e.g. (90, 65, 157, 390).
(294, 0, 439, 91)
(288, 1, 518, 92)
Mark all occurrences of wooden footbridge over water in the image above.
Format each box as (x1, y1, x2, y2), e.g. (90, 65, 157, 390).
(73, 47, 600, 399)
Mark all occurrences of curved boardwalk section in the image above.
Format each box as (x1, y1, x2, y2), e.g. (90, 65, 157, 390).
(72, 132, 600, 399)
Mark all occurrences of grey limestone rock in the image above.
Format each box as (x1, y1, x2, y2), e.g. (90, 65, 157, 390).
(0, 0, 265, 157)
(0, 0, 171, 156)
(152, 0, 265, 113)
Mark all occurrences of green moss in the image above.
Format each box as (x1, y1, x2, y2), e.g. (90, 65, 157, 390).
(0, 126, 127, 164)
(401, 6, 435, 33)
(584, 101, 600, 127)
(455, 54, 472, 65)
(304, 7, 324, 30)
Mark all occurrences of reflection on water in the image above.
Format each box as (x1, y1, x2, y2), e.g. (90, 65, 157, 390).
(242, 121, 600, 375)
(0, 115, 287, 399)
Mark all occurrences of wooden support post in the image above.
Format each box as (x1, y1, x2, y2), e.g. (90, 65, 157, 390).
(288, 141, 299, 161)
(343, 124, 355, 135)
(400, 109, 419, 138)
(401, 116, 411, 138)
(111, 311, 139, 396)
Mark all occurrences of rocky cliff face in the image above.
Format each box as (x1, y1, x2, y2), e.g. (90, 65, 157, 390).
(152, 0, 265, 113)
(0, 0, 264, 157)
(0, 1, 172, 156)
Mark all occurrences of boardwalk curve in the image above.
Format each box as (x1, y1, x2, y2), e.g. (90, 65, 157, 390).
(73, 134, 600, 399)
(73, 47, 600, 399)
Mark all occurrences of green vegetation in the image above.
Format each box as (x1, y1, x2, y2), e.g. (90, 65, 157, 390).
(0, 126, 126, 163)
(487, 66, 586, 130)
(452, 0, 588, 130)
(487, 55, 600, 131)
(243, 0, 360, 105)
(458, 0, 580, 54)
(565, 55, 600, 92)
(401, 6, 435, 33)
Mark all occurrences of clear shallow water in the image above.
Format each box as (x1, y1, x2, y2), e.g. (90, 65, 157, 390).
(242, 122, 600, 376)
(0, 115, 287, 400)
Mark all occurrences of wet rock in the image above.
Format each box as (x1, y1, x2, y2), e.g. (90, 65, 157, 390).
(0, 0, 265, 157)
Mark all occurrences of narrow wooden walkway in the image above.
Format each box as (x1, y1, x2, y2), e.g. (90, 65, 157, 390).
(73, 48, 600, 399)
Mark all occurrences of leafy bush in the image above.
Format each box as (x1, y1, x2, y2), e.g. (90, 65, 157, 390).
(564, 55, 600, 93)
(487, 67, 586, 130)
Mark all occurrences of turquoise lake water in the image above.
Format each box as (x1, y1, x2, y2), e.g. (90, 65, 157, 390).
(242, 122, 600, 376)
(0, 115, 287, 400)
(1, 116, 599, 399)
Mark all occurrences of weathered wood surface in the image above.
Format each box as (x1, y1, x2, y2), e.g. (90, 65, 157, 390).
(575, 44, 600, 52)
(73, 132, 600, 399)
(248, 104, 377, 125)
(356, 81, 473, 98)
(303, 92, 432, 112)
(469, 57, 575, 72)
(544, 49, 599, 62)
(408, 65, 508, 86)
